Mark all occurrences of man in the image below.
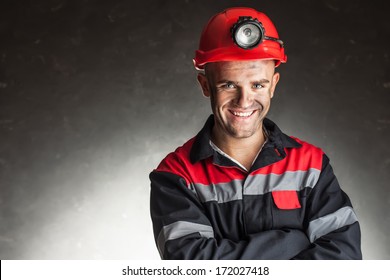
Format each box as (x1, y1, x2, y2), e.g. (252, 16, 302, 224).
(149, 7, 362, 259)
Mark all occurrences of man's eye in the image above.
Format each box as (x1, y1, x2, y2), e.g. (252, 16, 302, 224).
(225, 83, 235, 89)
(253, 84, 263, 89)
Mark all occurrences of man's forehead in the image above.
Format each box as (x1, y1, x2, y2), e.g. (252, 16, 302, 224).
(206, 59, 275, 71)
(205, 60, 275, 79)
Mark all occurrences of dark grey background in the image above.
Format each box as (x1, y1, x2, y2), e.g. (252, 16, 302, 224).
(0, 0, 389, 259)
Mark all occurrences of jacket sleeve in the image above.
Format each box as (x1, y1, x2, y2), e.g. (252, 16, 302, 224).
(150, 170, 310, 260)
(293, 154, 362, 260)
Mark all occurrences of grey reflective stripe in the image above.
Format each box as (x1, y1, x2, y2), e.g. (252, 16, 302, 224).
(244, 168, 321, 195)
(189, 169, 320, 204)
(192, 180, 243, 203)
(157, 221, 214, 257)
(307, 206, 358, 243)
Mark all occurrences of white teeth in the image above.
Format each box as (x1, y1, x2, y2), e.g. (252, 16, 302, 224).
(232, 111, 253, 117)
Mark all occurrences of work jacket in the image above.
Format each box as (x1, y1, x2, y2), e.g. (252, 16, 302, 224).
(150, 115, 362, 259)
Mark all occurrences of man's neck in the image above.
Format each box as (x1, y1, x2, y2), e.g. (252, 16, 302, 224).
(211, 126, 266, 171)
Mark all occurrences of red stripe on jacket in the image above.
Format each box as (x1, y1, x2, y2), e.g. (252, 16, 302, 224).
(156, 136, 323, 186)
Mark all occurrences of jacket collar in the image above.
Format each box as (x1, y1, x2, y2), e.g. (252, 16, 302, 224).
(190, 115, 301, 168)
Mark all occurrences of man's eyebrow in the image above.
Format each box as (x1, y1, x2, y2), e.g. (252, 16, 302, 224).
(215, 79, 270, 84)
(215, 79, 236, 85)
(253, 79, 270, 84)
(215, 78, 271, 85)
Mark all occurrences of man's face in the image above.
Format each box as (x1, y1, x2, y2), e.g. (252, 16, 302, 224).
(198, 59, 280, 140)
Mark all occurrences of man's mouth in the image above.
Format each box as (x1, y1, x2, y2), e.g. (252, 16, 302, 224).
(229, 110, 256, 118)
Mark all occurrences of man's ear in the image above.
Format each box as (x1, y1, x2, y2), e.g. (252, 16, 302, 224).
(197, 73, 211, 97)
(270, 72, 280, 98)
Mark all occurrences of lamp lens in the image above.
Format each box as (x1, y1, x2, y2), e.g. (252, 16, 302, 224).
(235, 23, 261, 48)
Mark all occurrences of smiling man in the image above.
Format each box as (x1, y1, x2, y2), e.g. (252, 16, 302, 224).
(197, 60, 279, 171)
(149, 7, 362, 259)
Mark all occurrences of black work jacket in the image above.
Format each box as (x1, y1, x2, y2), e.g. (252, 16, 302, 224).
(150, 115, 362, 259)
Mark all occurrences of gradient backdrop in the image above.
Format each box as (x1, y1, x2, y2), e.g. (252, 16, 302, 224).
(0, 0, 389, 259)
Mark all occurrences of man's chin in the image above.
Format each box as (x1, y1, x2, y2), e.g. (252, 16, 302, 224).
(227, 128, 257, 139)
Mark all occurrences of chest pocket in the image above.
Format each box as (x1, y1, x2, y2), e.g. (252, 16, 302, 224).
(271, 190, 304, 229)
(272, 190, 301, 209)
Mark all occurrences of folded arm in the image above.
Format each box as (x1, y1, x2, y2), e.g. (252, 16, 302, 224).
(293, 155, 362, 260)
(150, 171, 310, 260)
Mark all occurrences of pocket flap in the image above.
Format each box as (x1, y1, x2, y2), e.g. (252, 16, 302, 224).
(272, 190, 301, 209)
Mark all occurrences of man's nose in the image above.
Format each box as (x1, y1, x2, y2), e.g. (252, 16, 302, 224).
(236, 88, 254, 108)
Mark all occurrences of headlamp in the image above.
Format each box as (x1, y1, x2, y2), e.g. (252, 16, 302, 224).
(231, 16, 284, 49)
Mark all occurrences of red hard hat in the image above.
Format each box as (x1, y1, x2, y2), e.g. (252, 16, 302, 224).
(193, 7, 287, 70)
